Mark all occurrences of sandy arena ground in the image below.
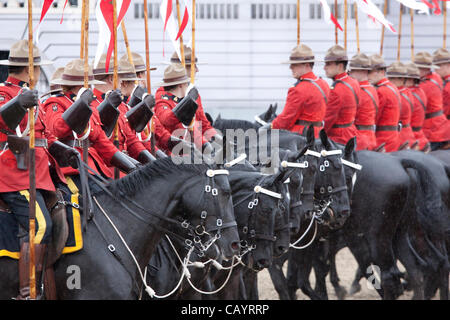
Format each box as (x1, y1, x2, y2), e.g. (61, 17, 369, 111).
(257, 247, 446, 300)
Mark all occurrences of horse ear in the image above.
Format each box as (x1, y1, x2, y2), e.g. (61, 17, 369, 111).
(293, 144, 310, 162)
(345, 137, 357, 157)
(205, 112, 214, 126)
(319, 129, 331, 150)
(272, 103, 278, 114)
(215, 113, 221, 121)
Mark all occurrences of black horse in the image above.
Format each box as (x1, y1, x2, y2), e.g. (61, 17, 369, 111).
(0, 158, 240, 299)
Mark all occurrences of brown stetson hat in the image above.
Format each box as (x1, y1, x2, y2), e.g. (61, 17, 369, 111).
(119, 52, 157, 72)
(0, 40, 53, 66)
(118, 59, 141, 82)
(157, 63, 191, 87)
(432, 47, 450, 65)
(281, 44, 316, 64)
(386, 61, 408, 78)
(52, 59, 105, 86)
(324, 45, 348, 62)
(92, 53, 126, 76)
(404, 62, 420, 79)
(369, 54, 387, 70)
(348, 53, 371, 71)
(40, 67, 65, 98)
(414, 51, 440, 69)
(163, 45, 206, 65)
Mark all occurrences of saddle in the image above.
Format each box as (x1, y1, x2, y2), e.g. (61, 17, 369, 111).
(398, 141, 410, 151)
(373, 142, 386, 153)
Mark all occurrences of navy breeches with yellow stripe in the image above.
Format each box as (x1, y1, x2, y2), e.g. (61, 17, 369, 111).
(0, 190, 53, 244)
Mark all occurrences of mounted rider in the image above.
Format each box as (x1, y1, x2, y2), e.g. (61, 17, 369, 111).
(154, 63, 209, 153)
(88, 54, 155, 177)
(323, 45, 359, 145)
(414, 51, 450, 150)
(433, 48, 450, 120)
(368, 54, 401, 152)
(0, 40, 79, 299)
(348, 53, 378, 151)
(404, 62, 431, 152)
(269, 44, 330, 138)
(386, 61, 416, 150)
(118, 56, 171, 157)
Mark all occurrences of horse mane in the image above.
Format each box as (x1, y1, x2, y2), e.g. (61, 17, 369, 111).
(213, 118, 259, 132)
(107, 157, 210, 197)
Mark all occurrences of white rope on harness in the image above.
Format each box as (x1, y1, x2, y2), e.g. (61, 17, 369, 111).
(290, 212, 317, 248)
(342, 159, 363, 171)
(72, 122, 91, 141)
(289, 221, 318, 250)
(224, 153, 247, 168)
(254, 115, 268, 126)
(304, 149, 321, 158)
(92, 196, 157, 298)
(320, 149, 342, 157)
(206, 169, 229, 177)
(281, 160, 308, 169)
(254, 185, 282, 199)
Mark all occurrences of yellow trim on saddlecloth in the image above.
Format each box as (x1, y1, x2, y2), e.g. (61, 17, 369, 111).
(19, 190, 46, 244)
(0, 249, 20, 259)
(62, 176, 83, 254)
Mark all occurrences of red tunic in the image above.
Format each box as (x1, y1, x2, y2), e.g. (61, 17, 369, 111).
(324, 72, 359, 145)
(154, 88, 208, 149)
(397, 87, 417, 147)
(271, 72, 330, 138)
(442, 75, 450, 119)
(354, 80, 378, 150)
(43, 91, 119, 178)
(155, 87, 217, 141)
(123, 95, 171, 153)
(419, 72, 450, 142)
(373, 78, 400, 152)
(0, 76, 65, 192)
(409, 85, 430, 150)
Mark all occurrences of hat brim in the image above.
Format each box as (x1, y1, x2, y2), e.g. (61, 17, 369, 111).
(120, 77, 145, 82)
(0, 59, 53, 66)
(156, 78, 191, 87)
(51, 78, 106, 86)
(281, 59, 317, 64)
(161, 60, 207, 65)
(415, 63, 440, 69)
(135, 67, 157, 72)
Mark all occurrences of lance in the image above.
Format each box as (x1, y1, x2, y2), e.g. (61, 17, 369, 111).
(344, 0, 348, 50)
(355, 3, 360, 53)
(143, 0, 155, 155)
(410, 8, 414, 59)
(27, 0, 37, 300)
(297, 0, 300, 45)
(121, 20, 134, 69)
(82, 1, 89, 166)
(176, 0, 186, 67)
(80, 0, 86, 59)
(335, 0, 339, 44)
(444, 0, 447, 48)
(380, 0, 388, 55)
(188, 0, 196, 150)
(397, 3, 403, 61)
(112, 0, 120, 179)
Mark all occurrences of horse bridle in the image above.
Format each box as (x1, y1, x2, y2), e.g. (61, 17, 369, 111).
(179, 168, 238, 255)
(233, 176, 283, 251)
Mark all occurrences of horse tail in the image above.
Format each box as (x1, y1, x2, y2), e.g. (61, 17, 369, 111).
(400, 159, 446, 237)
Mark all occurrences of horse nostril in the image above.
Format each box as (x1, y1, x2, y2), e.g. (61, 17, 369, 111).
(278, 246, 288, 254)
(257, 259, 269, 269)
(230, 241, 240, 252)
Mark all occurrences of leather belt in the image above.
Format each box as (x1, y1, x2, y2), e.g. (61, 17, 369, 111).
(59, 139, 84, 148)
(0, 138, 48, 149)
(295, 119, 323, 127)
(332, 121, 354, 129)
(376, 125, 399, 132)
(412, 126, 422, 132)
(402, 124, 411, 128)
(356, 124, 375, 131)
(425, 110, 444, 119)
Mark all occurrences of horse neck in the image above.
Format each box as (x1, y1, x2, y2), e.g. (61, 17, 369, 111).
(96, 173, 186, 272)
